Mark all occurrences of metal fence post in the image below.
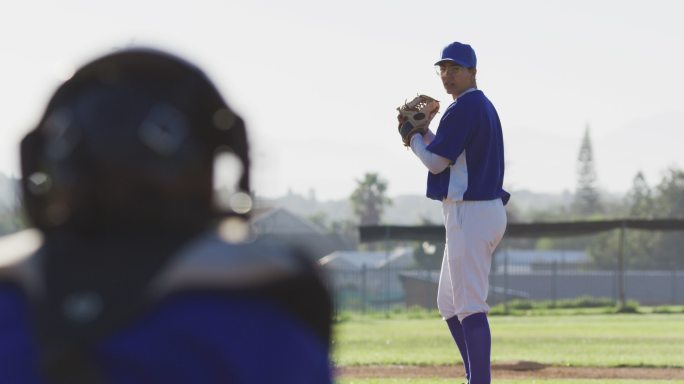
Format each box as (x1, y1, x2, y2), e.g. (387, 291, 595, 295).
(504, 248, 509, 313)
(361, 264, 367, 313)
(610, 268, 618, 303)
(385, 265, 391, 312)
(552, 260, 558, 306)
(672, 268, 678, 305)
(491, 252, 498, 304)
(384, 226, 390, 312)
(617, 222, 626, 308)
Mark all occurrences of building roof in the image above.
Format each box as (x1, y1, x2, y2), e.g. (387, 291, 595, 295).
(251, 206, 326, 235)
(495, 249, 588, 264)
(319, 247, 413, 269)
(250, 206, 355, 259)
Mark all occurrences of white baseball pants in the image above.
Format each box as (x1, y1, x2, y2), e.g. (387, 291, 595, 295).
(437, 198, 507, 322)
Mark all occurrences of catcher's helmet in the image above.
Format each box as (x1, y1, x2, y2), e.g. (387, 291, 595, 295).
(21, 48, 250, 233)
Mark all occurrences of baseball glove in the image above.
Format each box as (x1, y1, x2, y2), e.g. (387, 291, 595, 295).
(396, 94, 440, 147)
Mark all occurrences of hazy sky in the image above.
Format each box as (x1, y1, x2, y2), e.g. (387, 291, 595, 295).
(1, 0, 683, 201)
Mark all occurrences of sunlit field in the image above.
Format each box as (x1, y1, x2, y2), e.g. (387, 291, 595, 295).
(333, 310, 684, 383)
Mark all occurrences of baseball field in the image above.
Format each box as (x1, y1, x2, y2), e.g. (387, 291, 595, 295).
(332, 308, 684, 383)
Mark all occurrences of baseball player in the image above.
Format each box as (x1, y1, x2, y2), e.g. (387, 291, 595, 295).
(0, 49, 332, 383)
(398, 42, 509, 384)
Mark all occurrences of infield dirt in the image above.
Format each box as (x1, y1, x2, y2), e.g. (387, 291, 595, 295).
(336, 361, 684, 380)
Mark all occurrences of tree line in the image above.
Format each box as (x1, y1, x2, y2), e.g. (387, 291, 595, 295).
(350, 126, 684, 270)
(531, 127, 684, 270)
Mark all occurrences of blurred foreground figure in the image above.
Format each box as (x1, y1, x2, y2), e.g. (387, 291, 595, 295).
(0, 49, 332, 383)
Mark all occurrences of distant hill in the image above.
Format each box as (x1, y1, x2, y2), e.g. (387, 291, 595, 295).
(382, 195, 442, 225)
(256, 191, 353, 224)
(508, 189, 575, 213)
(508, 188, 624, 218)
(255, 189, 612, 227)
(1, 172, 622, 226)
(256, 191, 442, 226)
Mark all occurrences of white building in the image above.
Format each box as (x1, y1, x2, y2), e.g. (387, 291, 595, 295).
(250, 206, 355, 259)
(319, 247, 415, 302)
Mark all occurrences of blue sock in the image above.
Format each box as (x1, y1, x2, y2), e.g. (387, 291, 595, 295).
(461, 313, 491, 384)
(446, 316, 470, 382)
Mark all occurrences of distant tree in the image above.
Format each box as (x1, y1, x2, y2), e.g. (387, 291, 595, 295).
(307, 211, 329, 231)
(589, 172, 660, 269)
(330, 218, 359, 246)
(654, 168, 684, 217)
(573, 126, 602, 216)
(527, 205, 588, 251)
(350, 173, 392, 226)
(651, 168, 684, 268)
(626, 171, 655, 218)
(588, 169, 684, 269)
(586, 230, 621, 269)
(622, 172, 659, 268)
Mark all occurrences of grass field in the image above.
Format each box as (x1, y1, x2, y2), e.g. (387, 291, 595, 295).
(333, 311, 684, 383)
(333, 312, 684, 367)
(338, 380, 684, 384)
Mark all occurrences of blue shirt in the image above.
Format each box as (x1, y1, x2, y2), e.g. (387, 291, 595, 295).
(425, 89, 509, 204)
(0, 229, 332, 384)
(0, 284, 332, 384)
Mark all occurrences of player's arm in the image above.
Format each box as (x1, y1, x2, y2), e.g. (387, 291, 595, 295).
(422, 128, 436, 144)
(424, 100, 474, 164)
(409, 134, 451, 174)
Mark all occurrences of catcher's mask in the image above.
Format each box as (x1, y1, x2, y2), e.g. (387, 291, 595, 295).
(20, 48, 251, 233)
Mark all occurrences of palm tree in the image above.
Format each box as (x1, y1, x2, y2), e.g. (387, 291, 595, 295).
(350, 173, 391, 226)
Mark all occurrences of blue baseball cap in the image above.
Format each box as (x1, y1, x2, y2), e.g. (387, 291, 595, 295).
(435, 42, 477, 68)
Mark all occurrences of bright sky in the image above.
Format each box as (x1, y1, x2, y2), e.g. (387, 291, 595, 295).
(1, 0, 683, 201)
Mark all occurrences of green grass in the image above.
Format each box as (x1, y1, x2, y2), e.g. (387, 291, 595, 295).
(487, 297, 646, 315)
(337, 380, 684, 384)
(333, 313, 684, 368)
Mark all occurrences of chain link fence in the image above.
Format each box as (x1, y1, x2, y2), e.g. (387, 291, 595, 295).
(322, 220, 684, 312)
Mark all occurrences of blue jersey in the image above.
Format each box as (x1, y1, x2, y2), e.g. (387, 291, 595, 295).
(0, 229, 333, 384)
(425, 89, 510, 204)
(0, 286, 330, 384)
